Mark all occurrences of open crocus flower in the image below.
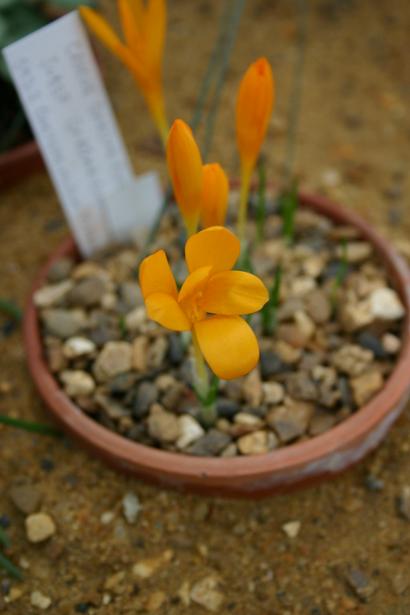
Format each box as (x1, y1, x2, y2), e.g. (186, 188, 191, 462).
(201, 163, 229, 228)
(166, 119, 203, 236)
(80, 0, 168, 144)
(236, 57, 274, 239)
(139, 227, 269, 379)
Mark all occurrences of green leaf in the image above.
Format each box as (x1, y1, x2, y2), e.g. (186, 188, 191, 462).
(256, 156, 267, 244)
(280, 180, 298, 245)
(0, 299, 22, 322)
(0, 415, 62, 436)
(0, 552, 23, 580)
(261, 264, 282, 336)
(0, 527, 10, 549)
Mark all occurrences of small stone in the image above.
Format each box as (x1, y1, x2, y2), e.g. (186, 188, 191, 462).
(42, 309, 86, 339)
(262, 382, 284, 404)
(30, 591, 52, 610)
(9, 483, 41, 515)
(237, 430, 278, 455)
(100, 511, 115, 525)
(132, 550, 173, 579)
(321, 168, 341, 188)
(216, 399, 240, 419)
(332, 344, 374, 377)
(161, 381, 186, 410)
(104, 571, 126, 593)
(350, 370, 383, 406)
(60, 370, 95, 397)
(234, 412, 264, 428)
(289, 276, 316, 297)
(369, 287, 405, 320)
(345, 568, 375, 602)
(220, 443, 238, 457)
(260, 350, 289, 379)
(340, 241, 372, 263)
(381, 333, 401, 354)
(34, 280, 73, 308)
(124, 306, 146, 331)
(176, 416, 204, 449)
(119, 282, 142, 309)
(188, 430, 231, 456)
(147, 337, 168, 368)
(122, 492, 141, 524)
(391, 573, 409, 596)
(267, 401, 313, 442)
(282, 520, 301, 538)
(147, 405, 180, 443)
(363, 475, 384, 492)
(167, 334, 184, 365)
(132, 336, 149, 371)
(285, 372, 317, 401)
(294, 310, 315, 340)
(397, 486, 410, 521)
(274, 340, 301, 364)
(277, 324, 308, 348)
(135, 382, 158, 415)
(340, 300, 374, 332)
(304, 289, 331, 324)
(357, 331, 387, 359)
(242, 369, 263, 406)
(25, 513, 56, 543)
(68, 276, 106, 307)
(144, 591, 167, 612)
(94, 342, 133, 382)
(47, 258, 74, 283)
(302, 254, 325, 278)
(190, 576, 224, 612)
(309, 409, 337, 436)
(63, 337, 96, 359)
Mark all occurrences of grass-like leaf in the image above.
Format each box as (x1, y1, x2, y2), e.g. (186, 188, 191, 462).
(0, 552, 23, 580)
(280, 181, 298, 245)
(261, 264, 282, 336)
(0, 299, 22, 322)
(256, 156, 267, 244)
(0, 414, 62, 437)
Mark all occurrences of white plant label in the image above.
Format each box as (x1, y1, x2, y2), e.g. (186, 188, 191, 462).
(3, 11, 163, 256)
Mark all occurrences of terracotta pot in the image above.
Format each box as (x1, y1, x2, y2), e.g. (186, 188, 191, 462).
(0, 141, 44, 190)
(23, 192, 410, 497)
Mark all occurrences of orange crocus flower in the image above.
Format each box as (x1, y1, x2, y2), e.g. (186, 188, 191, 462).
(166, 119, 203, 237)
(139, 227, 268, 380)
(201, 163, 229, 228)
(80, 0, 168, 145)
(236, 57, 274, 240)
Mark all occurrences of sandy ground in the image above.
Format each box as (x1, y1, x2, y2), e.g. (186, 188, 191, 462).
(1, 0, 410, 613)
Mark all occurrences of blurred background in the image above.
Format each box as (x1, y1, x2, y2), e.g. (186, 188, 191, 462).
(1, 1, 410, 613)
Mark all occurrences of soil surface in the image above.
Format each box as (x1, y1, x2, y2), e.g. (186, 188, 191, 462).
(1, 1, 410, 613)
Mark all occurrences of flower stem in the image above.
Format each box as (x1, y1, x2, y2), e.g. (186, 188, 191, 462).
(192, 331, 217, 427)
(237, 165, 252, 243)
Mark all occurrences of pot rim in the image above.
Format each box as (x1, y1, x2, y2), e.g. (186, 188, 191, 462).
(23, 191, 410, 484)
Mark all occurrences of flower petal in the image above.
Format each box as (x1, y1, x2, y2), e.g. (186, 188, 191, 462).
(194, 316, 259, 379)
(203, 271, 268, 315)
(166, 119, 203, 235)
(201, 163, 229, 228)
(236, 57, 274, 172)
(80, 7, 145, 81)
(185, 227, 240, 274)
(144, 0, 166, 71)
(178, 266, 212, 303)
(139, 250, 177, 299)
(145, 293, 190, 331)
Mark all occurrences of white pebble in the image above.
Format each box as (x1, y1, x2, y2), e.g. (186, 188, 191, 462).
(282, 520, 301, 538)
(30, 591, 52, 610)
(370, 288, 405, 320)
(122, 492, 141, 524)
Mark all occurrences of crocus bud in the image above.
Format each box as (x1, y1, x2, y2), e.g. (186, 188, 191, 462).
(166, 119, 203, 236)
(236, 57, 274, 174)
(201, 163, 229, 228)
